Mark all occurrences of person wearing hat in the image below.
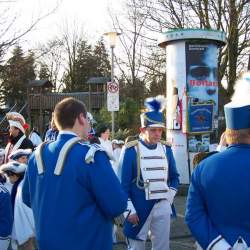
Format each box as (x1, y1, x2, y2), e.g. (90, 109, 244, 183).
(8, 149, 32, 164)
(120, 95, 180, 250)
(5, 112, 34, 163)
(0, 161, 35, 250)
(185, 72, 250, 250)
(22, 97, 127, 250)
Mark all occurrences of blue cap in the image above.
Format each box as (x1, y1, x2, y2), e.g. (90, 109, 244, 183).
(224, 102, 250, 130)
(140, 95, 166, 128)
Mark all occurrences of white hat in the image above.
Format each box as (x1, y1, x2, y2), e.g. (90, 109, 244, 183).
(0, 161, 27, 174)
(8, 148, 32, 161)
(117, 140, 125, 145)
(112, 139, 119, 144)
(6, 112, 28, 134)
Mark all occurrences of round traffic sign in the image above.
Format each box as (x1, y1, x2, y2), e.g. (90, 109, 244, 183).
(107, 82, 119, 93)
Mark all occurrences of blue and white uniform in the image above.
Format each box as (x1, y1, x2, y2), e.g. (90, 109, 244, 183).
(120, 138, 179, 250)
(186, 144, 250, 249)
(0, 183, 13, 250)
(186, 72, 250, 250)
(22, 132, 127, 250)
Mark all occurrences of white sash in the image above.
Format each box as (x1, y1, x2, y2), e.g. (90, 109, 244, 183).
(35, 137, 81, 175)
(4, 135, 26, 163)
(138, 142, 169, 200)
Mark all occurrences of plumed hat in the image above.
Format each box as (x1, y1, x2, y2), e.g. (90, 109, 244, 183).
(0, 161, 27, 174)
(8, 148, 32, 161)
(140, 95, 167, 128)
(224, 71, 250, 130)
(6, 112, 29, 134)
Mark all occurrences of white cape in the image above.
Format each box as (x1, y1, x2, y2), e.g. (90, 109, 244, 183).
(12, 180, 35, 245)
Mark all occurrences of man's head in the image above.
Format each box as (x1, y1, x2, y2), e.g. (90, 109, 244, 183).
(54, 97, 89, 138)
(140, 95, 166, 144)
(140, 127, 163, 144)
(224, 71, 250, 145)
(6, 112, 28, 137)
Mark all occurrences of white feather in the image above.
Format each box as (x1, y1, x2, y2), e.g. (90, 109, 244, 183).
(231, 71, 250, 106)
(155, 95, 167, 111)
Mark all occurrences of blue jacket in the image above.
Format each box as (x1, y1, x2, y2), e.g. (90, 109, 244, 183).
(185, 144, 250, 249)
(0, 183, 13, 239)
(120, 139, 179, 239)
(22, 133, 127, 250)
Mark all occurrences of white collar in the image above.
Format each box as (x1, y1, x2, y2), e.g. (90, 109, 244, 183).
(59, 130, 78, 136)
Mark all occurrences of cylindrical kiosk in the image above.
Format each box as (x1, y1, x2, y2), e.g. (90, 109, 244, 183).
(158, 29, 226, 184)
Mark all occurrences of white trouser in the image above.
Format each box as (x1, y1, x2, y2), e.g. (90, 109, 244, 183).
(128, 200, 171, 250)
(0, 238, 10, 250)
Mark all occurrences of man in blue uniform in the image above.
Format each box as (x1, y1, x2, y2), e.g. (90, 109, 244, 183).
(22, 97, 127, 250)
(0, 181, 13, 250)
(120, 95, 180, 250)
(185, 72, 250, 250)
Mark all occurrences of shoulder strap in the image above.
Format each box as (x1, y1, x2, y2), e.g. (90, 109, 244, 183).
(35, 137, 82, 176)
(54, 137, 82, 176)
(35, 141, 51, 175)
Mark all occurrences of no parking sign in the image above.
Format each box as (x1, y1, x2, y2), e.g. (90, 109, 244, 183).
(107, 81, 119, 111)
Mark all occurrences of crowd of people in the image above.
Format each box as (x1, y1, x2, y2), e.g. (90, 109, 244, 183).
(0, 71, 249, 250)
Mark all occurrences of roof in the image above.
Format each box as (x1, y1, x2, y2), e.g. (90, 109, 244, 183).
(27, 80, 54, 88)
(86, 77, 111, 84)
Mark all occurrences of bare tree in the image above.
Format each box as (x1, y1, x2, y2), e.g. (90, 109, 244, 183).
(138, 0, 250, 102)
(36, 38, 64, 90)
(0, 0, 61, 61)
(108, 0, 151, 103)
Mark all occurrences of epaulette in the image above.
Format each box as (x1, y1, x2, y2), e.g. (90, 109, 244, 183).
(85, 143, 115, 164)
(160, 140, 172, 147)
(125, 140, 138, 148)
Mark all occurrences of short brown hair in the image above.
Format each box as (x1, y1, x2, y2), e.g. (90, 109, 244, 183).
(54, 97, 87, 130)
(226, 128, 250, 145)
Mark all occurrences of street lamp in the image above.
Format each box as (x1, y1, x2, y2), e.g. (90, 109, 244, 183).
(103, 31, 121, 138)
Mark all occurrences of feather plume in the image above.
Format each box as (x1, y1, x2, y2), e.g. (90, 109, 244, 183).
(144, 95, 167, 112)
(231, 71, 250, 106)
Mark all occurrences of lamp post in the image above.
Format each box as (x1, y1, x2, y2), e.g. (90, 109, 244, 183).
(104, 31, 121, 138)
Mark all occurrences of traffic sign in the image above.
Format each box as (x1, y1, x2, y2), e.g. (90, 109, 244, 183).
(107, 82, 119, 111)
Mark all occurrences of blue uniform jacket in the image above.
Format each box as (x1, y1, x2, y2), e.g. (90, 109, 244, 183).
(0, 183, 13, 239)
(22, 133, 127, 250)
(185, 144, 250, 249)
(120, 140, 179, 239)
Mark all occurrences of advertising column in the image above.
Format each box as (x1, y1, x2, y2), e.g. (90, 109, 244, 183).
(158, 29, 226, 184)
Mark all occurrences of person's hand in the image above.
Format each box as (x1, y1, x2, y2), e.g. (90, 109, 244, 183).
(127, 213, 139, 225)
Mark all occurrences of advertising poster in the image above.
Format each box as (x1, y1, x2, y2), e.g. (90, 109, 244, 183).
(188, 103, 213, 133)
(188, 134, 210, 153)
(186, 42, 219, 116)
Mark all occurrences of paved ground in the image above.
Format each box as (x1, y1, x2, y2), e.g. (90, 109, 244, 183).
(113, 195, 196, 250)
